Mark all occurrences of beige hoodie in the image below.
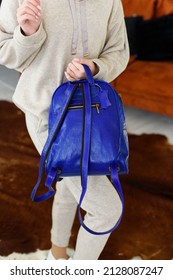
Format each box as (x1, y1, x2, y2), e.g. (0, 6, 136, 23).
(0, 0, 129, 122)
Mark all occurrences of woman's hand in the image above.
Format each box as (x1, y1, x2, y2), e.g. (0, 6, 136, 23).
(17, 0, 42, 36)
(65, 58, 99, 82)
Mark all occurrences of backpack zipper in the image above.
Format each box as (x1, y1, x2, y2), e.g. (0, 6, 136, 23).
(68, 103, 100, 114)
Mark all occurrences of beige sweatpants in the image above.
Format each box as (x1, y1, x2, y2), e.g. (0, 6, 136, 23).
(25, 112, 122, 260)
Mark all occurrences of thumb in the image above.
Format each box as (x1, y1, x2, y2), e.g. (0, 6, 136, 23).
(73, 58, 97, 75)
(79, 58, 97, 75)
(73, 57, 88, 66)
(78, 58, 88, 66)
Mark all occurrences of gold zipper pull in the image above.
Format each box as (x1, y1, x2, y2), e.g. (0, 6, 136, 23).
(95, 104, 100, 114)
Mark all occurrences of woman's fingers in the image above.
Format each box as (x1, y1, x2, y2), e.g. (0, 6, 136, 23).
(24, 0, 41, 8)
(66, 61, 85, 81)
(64, 71, 76, 82)
(17, 3, 41, 19)
(18, 14, 39, 25)
(17, 0, 42, 35)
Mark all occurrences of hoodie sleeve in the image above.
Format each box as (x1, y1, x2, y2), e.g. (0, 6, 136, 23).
(92, 0, 129, 83)
(0, 0, 46, 72)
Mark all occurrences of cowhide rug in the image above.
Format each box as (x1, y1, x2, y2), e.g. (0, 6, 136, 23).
(0, 101, 173, 260)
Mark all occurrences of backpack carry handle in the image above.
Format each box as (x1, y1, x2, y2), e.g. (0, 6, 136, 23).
(82, 64, 95, 85)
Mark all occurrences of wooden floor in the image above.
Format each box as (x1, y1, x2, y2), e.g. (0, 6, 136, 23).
(1, 65, 173, 144)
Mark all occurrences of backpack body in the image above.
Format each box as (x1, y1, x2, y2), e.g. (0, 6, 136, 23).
(32, 65, 129, 234)
(46, 79, 129, 179)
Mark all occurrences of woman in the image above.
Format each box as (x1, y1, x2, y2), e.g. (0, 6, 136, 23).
(0, 0, 129, 260)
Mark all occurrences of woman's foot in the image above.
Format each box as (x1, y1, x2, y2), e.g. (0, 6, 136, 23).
(46, 249, 66, 260)
(46, 247, 74, 260)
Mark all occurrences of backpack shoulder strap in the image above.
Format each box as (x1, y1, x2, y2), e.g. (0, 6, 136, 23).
(78, 81, 124, 235)
(31, 83, 78, 202)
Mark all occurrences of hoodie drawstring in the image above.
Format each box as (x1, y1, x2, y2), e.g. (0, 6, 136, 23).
(80, 0, 88, 56)
(68, 0, 88, 56)
(68, 0, 78, 55)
